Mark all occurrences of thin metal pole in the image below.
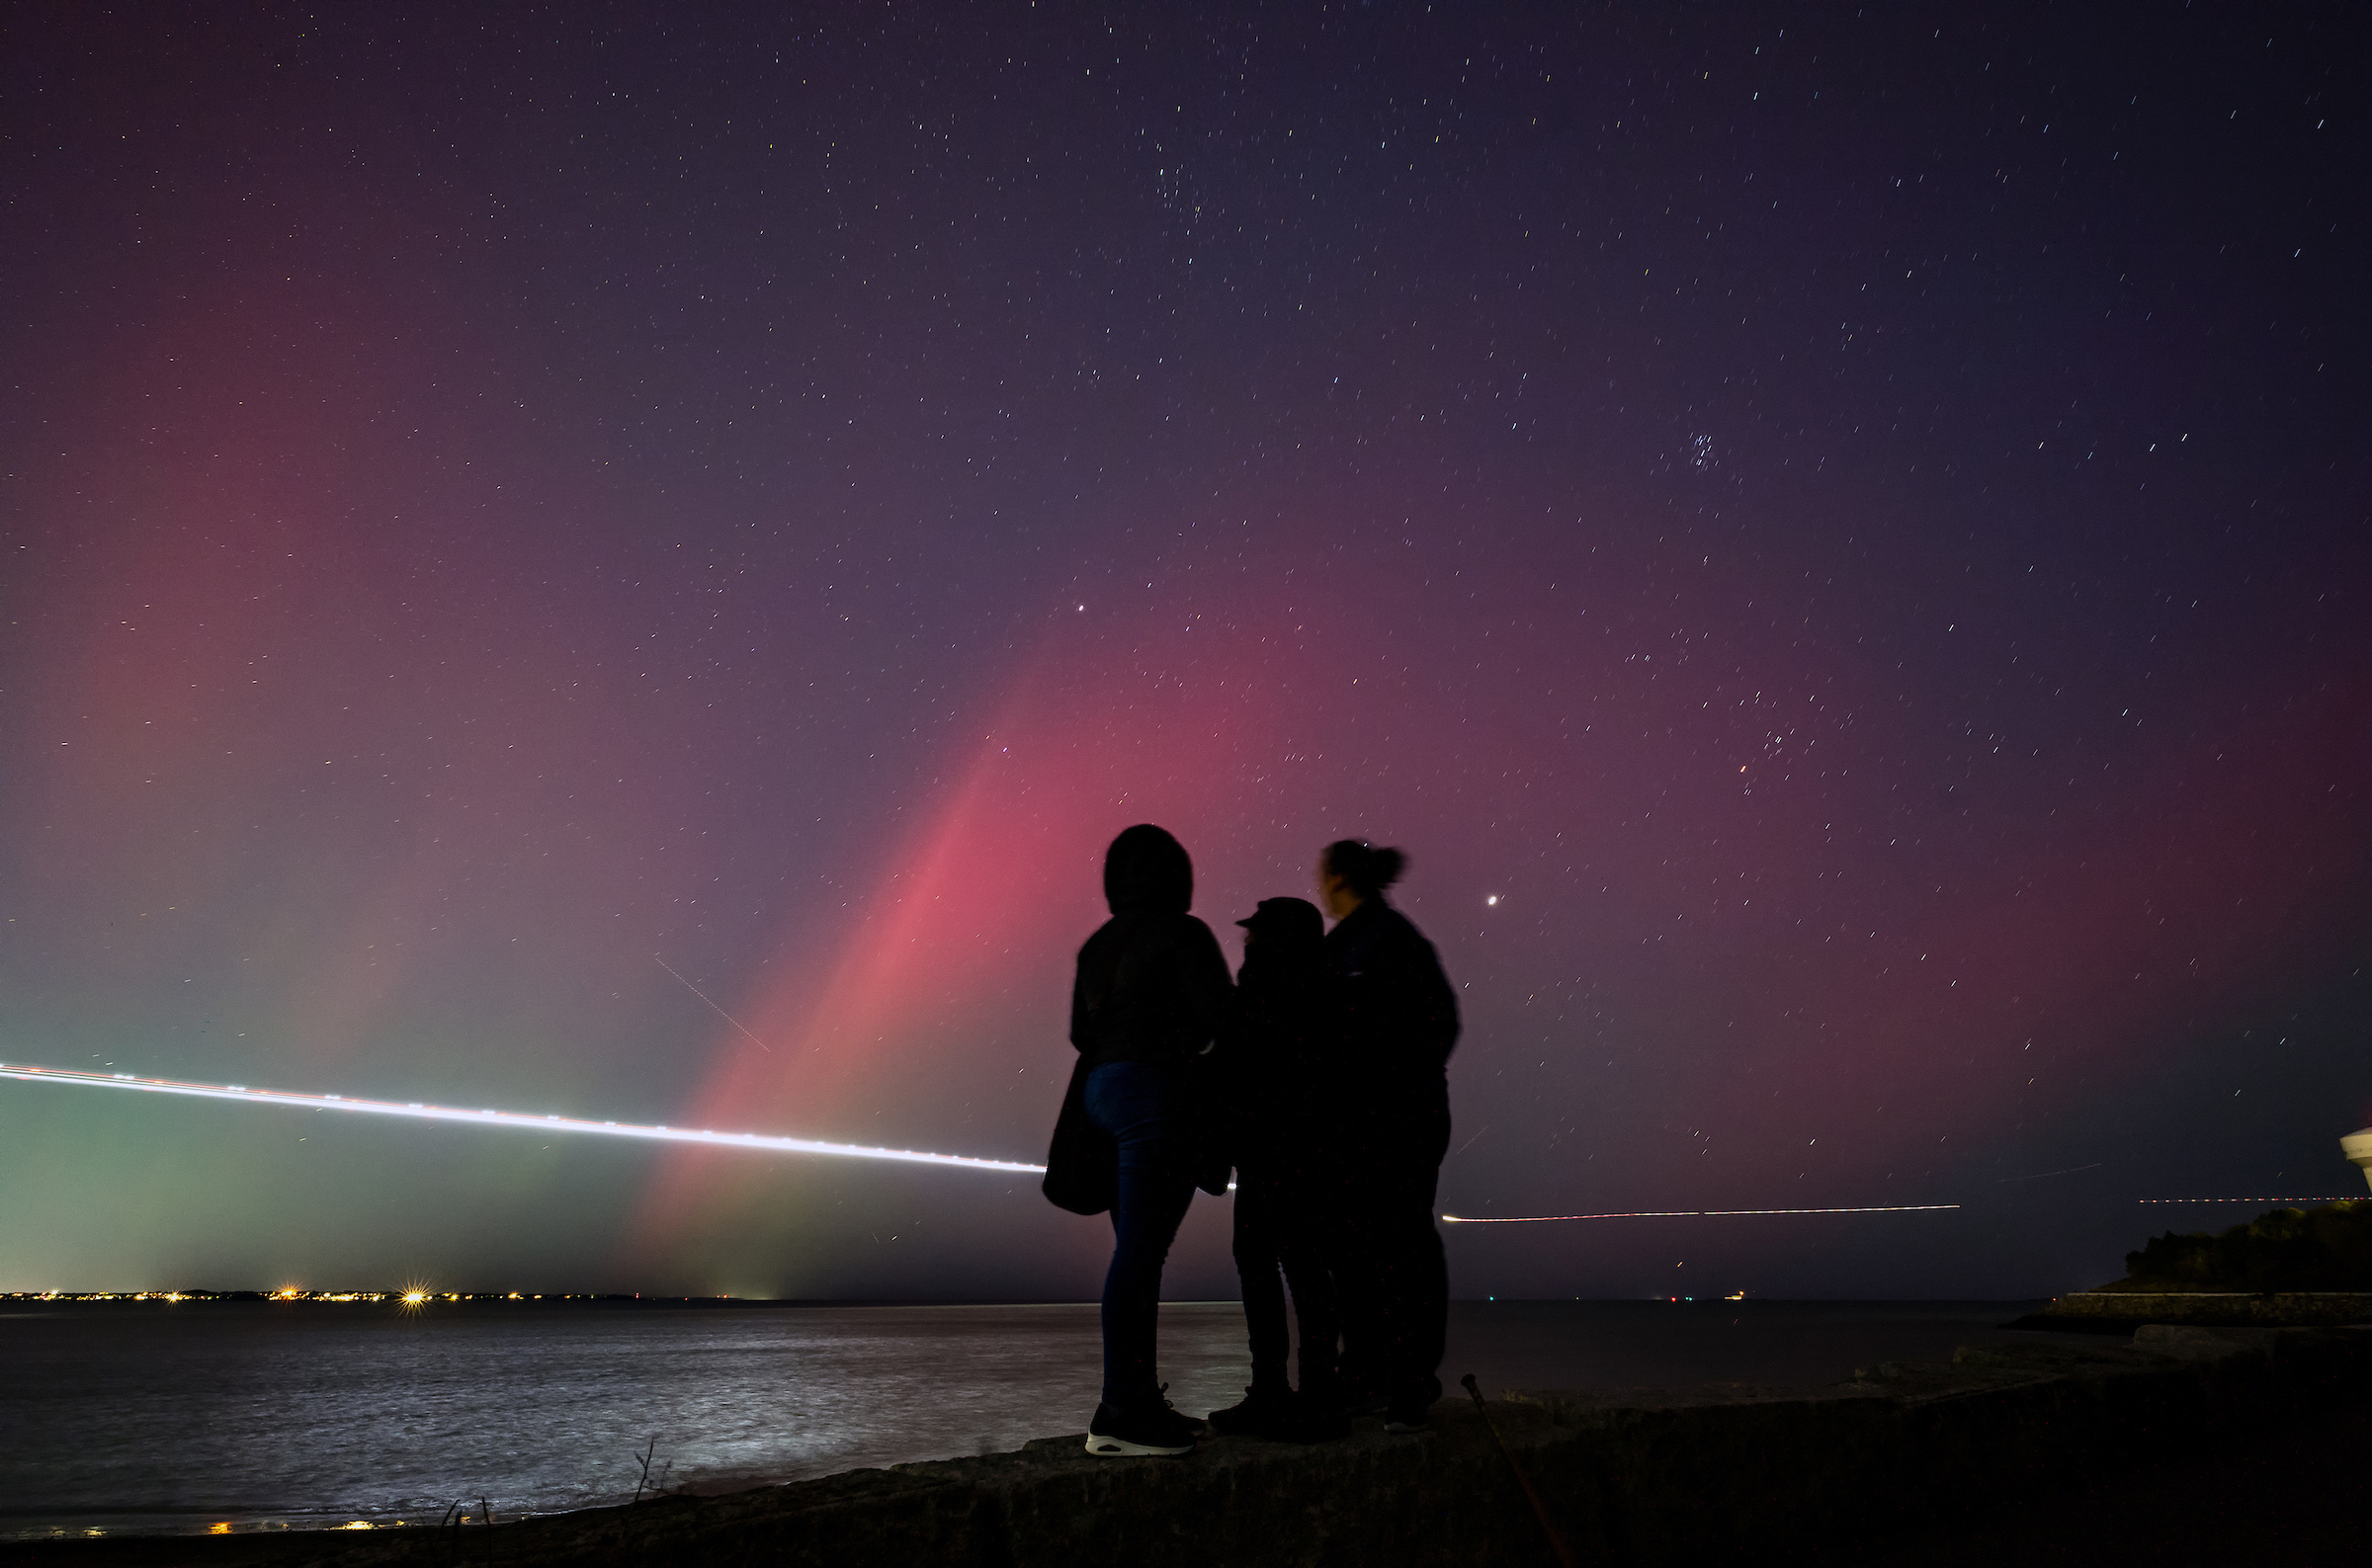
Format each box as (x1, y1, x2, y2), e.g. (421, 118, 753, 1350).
(1462, 1373, 1576, 1567)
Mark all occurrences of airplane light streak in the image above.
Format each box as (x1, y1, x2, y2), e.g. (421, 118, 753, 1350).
(0, 1062, 1046, 1175)
(0, 1065, 2006, 1212)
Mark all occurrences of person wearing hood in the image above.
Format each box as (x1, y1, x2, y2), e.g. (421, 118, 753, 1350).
(1205, 895, 1349, 1442)
(1048, 823, 1232, 1457)
(1316, 838, 1459, 1434)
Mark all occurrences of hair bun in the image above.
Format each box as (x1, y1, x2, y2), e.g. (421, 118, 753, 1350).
(1323, 838, 1407, 898)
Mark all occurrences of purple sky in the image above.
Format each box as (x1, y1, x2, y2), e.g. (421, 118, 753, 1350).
(3, 5, 2366, 1299)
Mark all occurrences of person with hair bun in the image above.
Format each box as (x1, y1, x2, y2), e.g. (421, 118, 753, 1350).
(1315, 837, 1460, 1433)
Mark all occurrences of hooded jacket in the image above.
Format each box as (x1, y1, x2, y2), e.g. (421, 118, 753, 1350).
(1067, 825, 1232, 1072)
(1043, 825, 1232, 1214)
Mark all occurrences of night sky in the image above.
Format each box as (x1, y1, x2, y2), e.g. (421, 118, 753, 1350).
(4, 6, 2366, 1302)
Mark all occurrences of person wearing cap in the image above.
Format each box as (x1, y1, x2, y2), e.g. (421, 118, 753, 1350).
(1205, 895, 1350, 1442)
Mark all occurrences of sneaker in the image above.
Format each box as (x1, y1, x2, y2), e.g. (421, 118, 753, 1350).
(1205, 1384, 1296, 1440)
(1383, 1375, 1442, 1433)
(1336, 1375, 1386, 1418)
(1085, 1391, 1200, 1456)
(1284, 1394, 1352, 1444)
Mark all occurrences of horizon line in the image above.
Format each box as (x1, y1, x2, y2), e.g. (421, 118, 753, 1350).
(0, 1289, 2073, 1305)
(1441, 1204, 1965, 1222)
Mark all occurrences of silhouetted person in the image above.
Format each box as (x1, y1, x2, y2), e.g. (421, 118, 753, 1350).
(1206, 896, 1349, 1442)
(1317, 838, 1459, 1432)
(1057, 824, 1231, 1456)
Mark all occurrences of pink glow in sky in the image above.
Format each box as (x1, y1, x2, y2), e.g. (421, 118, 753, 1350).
(4, 6, 2366, 1298)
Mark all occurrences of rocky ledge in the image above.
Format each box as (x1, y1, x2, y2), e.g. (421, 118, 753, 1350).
(264, 1322, 2372, 1568)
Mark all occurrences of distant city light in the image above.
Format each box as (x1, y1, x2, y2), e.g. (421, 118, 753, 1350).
(0, 1061, 1046, 1175)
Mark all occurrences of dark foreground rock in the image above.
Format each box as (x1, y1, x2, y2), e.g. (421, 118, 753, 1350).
(11, 1325, 2369, 1568)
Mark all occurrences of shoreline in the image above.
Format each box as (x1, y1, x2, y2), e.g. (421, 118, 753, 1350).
(1, 1296, 2059, 1547)
(2011, 1288, 2372, 1331)
(7, 1319, 2366, 1566)
(0, 1294, 1118, 1309)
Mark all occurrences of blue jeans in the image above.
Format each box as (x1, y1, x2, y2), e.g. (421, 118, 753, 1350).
(1084, 1060, 1198, 1409)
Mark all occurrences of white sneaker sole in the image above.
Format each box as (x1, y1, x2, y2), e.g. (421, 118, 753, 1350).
(1084, 1433, 1194, 1456)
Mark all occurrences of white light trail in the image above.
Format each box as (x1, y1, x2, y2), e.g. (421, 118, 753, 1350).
(1440, 1204, 1961, 1223)
(0, 1062, 1046, 1175)
(2138, 1197, 2364, 1205)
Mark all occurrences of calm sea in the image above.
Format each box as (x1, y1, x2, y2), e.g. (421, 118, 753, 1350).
(1, 1298, 2061, 1540)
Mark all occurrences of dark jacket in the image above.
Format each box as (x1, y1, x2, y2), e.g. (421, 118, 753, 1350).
(1221, 916, 1337, 1177)
(1067, 910, 1233, 1072)
(1043, 826, 1233, 1214)
(1324, 897, 1459, 1130)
